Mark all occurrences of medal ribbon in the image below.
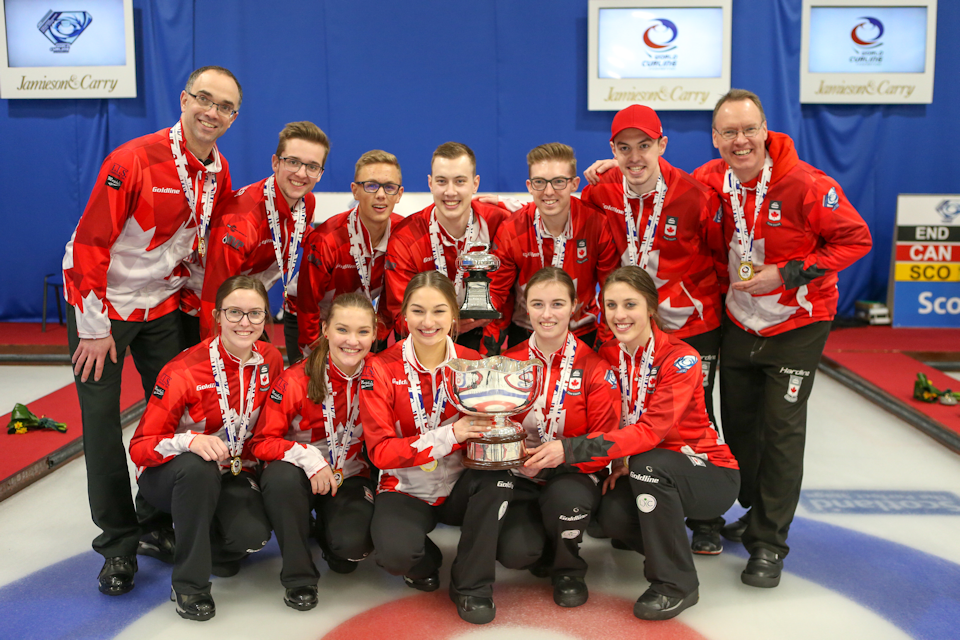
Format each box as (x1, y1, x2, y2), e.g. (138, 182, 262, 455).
(429, 209, 475, 299)
(208, 337, 258, 460)
(534, 210, 568, 269)
(529, 333, 577, 443)
(169, 121, 218, 261)
(619, 337, 656, 427)
(347, 206, 374, 303)
(321, 356, 362, 471)
(623, 174, 667, 270)
(264, 176, 308, 298)
(402, 338, 447, 435)
(726, 158, 772, 269)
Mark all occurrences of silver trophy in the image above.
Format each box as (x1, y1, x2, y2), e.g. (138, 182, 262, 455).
(442, 356, 544, 470)
(457, 242, 502, 320)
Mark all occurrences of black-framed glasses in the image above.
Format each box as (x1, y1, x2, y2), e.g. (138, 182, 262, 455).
(714, 122, 765, 141)
(530, 176, 576, 191)
(278, 156, 324, 178)
(186, 91, 238, 117)
(355, 181, 401, 195)
(220, 308, 267, 324)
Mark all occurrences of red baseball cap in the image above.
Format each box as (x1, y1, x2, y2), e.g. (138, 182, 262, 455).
(610, 105, 663, 142)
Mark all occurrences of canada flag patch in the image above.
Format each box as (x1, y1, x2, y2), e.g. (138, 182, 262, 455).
(576, 239, 587, 263)
(768, 201, 782, 225)
(663, 216, 678, 240)
(567, 369, 584, 394)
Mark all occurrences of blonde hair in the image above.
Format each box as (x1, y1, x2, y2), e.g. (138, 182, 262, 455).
(526, 143, 576, 176)
(354, 149, 402, 182)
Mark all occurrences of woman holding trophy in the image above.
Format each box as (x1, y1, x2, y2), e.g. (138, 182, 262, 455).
(250, 293, 379, 612)
(501, 267, 621, 609)
(524, 266, 739, 621)
(129, 276, 282, 621)
(360, 271, 516, 626)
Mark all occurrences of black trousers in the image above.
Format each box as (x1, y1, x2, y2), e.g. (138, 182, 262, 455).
(67, 307, 182, 558)
(679, 326, 721, 426)
(719, 318, 831, 556)
(284, 311, 302, 364)
(180, 310, 201, 348)
(504, 471, 602, 578)
(260, 461, 375, 588)
(138, 453, 272, 594)
(370, 469, 515, 597)
(599, 449, 739, 598)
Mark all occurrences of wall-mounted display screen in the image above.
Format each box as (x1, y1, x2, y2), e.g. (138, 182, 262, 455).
(808, 6, 927, 73)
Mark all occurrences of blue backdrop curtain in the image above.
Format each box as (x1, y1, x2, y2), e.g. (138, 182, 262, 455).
(1, 0, 957, 320)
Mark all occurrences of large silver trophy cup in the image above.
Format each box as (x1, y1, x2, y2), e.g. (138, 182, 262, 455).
(441, 357, 544, 470)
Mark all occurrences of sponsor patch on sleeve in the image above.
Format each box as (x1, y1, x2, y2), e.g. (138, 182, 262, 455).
(604, 369, 618, 390)
(673, 355, 699, 374)
(105, 175, 122, 189)
(823, 186, 839, 211)
(152, 385, 165, 400)
(270, 389, 283, 403)
(360, 379, 374, 391)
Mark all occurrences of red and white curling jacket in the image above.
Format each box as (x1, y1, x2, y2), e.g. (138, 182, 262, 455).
(359, 337, 480, 505)
(502, 333, 621, 475)
(199, 176, 317, 337)
(63, 122, 231, 339)
(561, 328, 738, 470)
(297, 209, 404, 348)
(580, 158, 725, 338)
(250, 357, 371, 481)
(129, 336, 283, 476)
(693, 131, 872, 336)
(482, 198, 620, 352)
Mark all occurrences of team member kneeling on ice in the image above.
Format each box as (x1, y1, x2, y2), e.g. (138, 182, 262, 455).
(129, 276, 282, 621)
(524, 265, 739, 621)
(501, 267, 621, 608)
(360, 271, 516, 625)
(250, 293, 378, 611)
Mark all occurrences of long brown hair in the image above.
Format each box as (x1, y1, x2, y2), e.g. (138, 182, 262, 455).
(305, 293, 377, 404)
(400, 271, 460, 340)
(601, 266, 662, 330)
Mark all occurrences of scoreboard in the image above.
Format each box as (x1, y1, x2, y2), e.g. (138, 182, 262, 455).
(890, 195, 960, 327)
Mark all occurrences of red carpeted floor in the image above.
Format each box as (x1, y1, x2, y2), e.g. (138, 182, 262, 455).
(824, 326, 960, 443)
(1, 356, 145, 485)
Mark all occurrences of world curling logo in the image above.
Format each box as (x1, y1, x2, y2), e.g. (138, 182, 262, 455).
(848, 16, 884, 66)
(37, 10, 92, 53)
(642, 18, 678, 69)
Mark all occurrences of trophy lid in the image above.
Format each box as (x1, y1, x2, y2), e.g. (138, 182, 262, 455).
(457, 242, 500, 271)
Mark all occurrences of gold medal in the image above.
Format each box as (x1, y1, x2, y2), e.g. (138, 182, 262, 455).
(230, 456, 242, 476)
(738, 261, 754, 281)
(333, 469, 344, 487)
(420, 460, 438, 472)
(198, 236, 206, 258)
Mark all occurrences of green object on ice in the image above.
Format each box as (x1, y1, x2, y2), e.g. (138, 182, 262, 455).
(6, 403, 67, 434)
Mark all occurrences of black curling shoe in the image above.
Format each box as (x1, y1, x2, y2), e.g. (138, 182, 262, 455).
(553, 575, 588, 608)
(449, 585, 496, 624)
(137, 527, 175, 564)
(98, 556, 137, 596)
(633, 588, 699, 621)
(741, 548, 782, 588)
(284, 585, 319, 611)
(403, 570, 440, 592)
(170, 587, 215, 621)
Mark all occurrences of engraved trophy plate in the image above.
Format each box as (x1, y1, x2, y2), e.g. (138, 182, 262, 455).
(442, 356, 544, 470)
(457, 242, 502, 320)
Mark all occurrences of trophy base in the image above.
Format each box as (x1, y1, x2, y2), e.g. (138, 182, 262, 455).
(459, 308, 503, 320)
(462, 431, 528, 470)
(463, 455, 530, 470)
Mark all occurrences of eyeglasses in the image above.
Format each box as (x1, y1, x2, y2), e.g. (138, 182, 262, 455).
(278, 156, 324, 178)
(220, 308, 267, 324)
(714, 123, 765, 141)
(529, 177, 576, 191)
(186, 91, 238, 117)
(355, 181, 402, 196)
